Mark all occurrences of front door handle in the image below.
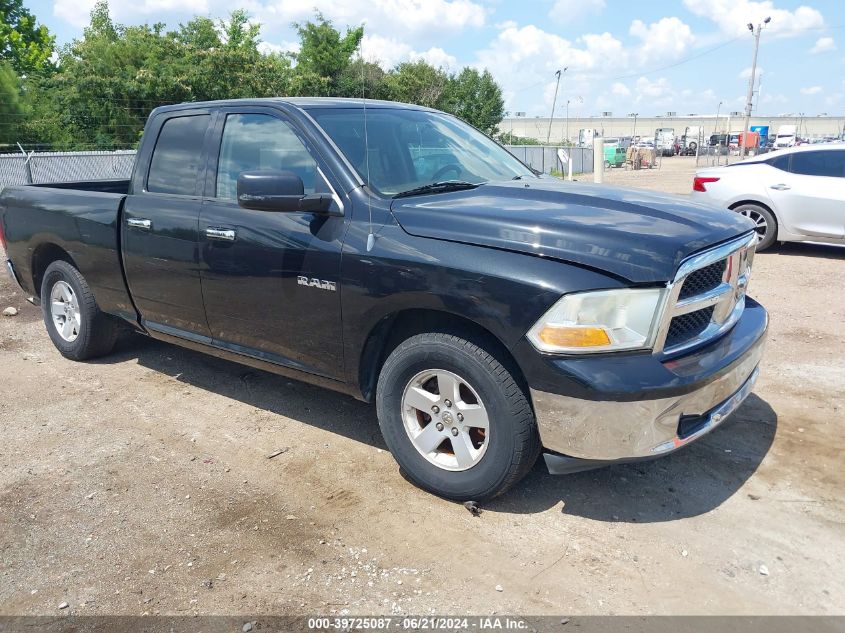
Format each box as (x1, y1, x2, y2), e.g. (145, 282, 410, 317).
(206, 227, 237, 242)
(770, 183, 791, 190)
(127, 218, 152, 230)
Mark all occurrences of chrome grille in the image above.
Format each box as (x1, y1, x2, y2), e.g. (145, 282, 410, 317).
(655, 233, 757, 355)
(678, 260, 726, 300)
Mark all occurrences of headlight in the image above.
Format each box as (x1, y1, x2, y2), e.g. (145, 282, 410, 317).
(527, 288, 665, 354)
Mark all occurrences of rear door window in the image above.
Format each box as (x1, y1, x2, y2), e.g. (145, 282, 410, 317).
(147, 114, 210, 195)
(789, 151, 845, 178)
(766, 154, 790, 172)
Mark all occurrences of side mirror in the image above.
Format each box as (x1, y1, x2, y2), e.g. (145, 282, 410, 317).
(236, 170, 334, 214)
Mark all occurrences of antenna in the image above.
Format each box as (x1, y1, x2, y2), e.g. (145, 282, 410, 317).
(360, 37, 376, 252)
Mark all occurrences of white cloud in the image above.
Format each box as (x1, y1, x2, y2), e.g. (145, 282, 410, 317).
(360, 34, 413, 68)
(549, 0, 605, 22)
(249, 0, 485, 39)
(611, 82, 631, 96)
(360, 35, 458, 70)
(683, 0, 824, 37)
(633, 76, 675, 105)
(629, 17, 693, 65)
(257, 40, 300, 56)
(55, 0, 208, 27)
(810, 37, 836, 54)
(411, 47, 458, 69)
(801, 86, 822, 95)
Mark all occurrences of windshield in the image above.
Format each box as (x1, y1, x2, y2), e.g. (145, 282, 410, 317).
(308, 107, 535, 196)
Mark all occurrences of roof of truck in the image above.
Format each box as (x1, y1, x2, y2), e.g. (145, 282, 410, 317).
(152, 97, 435, 113)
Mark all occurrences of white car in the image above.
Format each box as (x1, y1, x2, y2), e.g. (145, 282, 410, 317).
(691, 144, 845, 250)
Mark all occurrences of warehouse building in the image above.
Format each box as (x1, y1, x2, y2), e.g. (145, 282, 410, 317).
(503, 113, 844, 145)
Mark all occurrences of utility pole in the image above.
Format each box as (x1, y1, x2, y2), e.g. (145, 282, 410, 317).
(628, 113, 638, 139)
(566, 99, 570, 145)
(547, 68, 567, 145)
(742, 16, 771, 157)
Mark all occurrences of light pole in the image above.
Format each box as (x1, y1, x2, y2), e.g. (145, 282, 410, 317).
(742, 16, 771, 157)
(628, 113, 638, 139)
(565, 99, 570, 145)
(714, 100, 722, 134)
(547, 67, 567, 145)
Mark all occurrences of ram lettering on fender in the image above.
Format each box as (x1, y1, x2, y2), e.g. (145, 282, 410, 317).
(297, 276, 336, 291)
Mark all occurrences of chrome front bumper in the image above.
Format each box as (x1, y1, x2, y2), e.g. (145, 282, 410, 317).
(530, 338, 764, 467)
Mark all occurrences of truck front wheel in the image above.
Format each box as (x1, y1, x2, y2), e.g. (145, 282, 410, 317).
(376, 332, 540, 501)
(40, 260, 119, 360)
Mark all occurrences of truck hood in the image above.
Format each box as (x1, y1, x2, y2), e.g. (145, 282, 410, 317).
(390, 179, 754, 283)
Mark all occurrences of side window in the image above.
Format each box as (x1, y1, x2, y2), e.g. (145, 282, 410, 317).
(147, 115, 210, 195)
(216, 114, 318, 200)
(767, 154, 790, 172)
(790, 151, 845, 178)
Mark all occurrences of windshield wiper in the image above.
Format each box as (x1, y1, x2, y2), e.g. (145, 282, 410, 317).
(393, 181, 480, 199)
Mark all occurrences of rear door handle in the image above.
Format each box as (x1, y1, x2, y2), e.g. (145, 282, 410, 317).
(770, 183, 791, 190)
(206, 227, 237, 242)
(127, 218, 152, 230)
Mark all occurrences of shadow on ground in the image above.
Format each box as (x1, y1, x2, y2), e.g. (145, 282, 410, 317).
(96, 334, 777, 524)
(768, 242, 845, 260)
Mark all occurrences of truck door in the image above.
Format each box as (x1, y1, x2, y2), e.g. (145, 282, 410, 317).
(122, 110, 213, 339)
(767, 149, 845, 239)
(198, 108, 348, 380)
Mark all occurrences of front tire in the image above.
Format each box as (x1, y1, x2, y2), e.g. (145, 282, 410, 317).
(40, 260, 119, 360)
(734, 203, 777, 251)
(376, 332, 540, 501)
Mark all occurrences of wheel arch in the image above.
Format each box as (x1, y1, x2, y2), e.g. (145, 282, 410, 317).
(728, 199, 779, 239)
(358, 308, 529, 404)
(31, 242, 78, 297)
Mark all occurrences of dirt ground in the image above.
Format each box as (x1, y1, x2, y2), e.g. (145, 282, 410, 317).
(1, 156, 843, 617)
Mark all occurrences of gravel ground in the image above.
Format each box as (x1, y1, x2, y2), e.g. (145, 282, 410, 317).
(1, 158, 843, 617)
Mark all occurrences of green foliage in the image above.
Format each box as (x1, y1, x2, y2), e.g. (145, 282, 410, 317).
(497, 131, 543, 145)
(0, 60, 23, 143)
(294, 12, 363, 95)
(6, 3, 507, 148)
(441, 68, 505, 136)
(1, 0, 55, 75)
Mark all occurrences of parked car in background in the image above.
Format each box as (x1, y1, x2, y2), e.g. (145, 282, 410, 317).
(602, 140, 626, 168)
(654, 128, 675, 157)
(692, 144, 845, 250)
(681, 126, 703, 155)
(773, 125, 797, 149)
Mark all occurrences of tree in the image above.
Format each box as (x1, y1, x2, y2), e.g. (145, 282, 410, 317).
(0, 61, 24, 143)
(1, 0, 55, 75)
(386, 61, 449, 109)
(293, 13, 363, 95)
(442, 68, 505, 136)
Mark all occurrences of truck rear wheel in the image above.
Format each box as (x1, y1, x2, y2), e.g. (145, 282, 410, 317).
(376, 332, 540, 501)
(40, 260, 119, 360)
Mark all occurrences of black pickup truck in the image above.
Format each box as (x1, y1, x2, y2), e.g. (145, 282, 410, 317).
(0, 98, 767, 500)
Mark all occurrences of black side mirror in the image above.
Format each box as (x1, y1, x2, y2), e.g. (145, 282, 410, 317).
(236, 170, 334, 214)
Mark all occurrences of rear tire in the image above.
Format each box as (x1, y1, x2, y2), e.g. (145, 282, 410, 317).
(40, 260, 119, 360)
(376, 332, 540, 501)
(734, 203, 777, 251)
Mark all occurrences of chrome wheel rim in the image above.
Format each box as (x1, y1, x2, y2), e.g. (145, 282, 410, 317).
(738, 208, 768, 239)
(401, 369, 490, 472)
(50, 280, 81, 342)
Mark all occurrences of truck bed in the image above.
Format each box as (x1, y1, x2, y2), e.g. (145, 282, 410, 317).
(0, 182, 136, 323)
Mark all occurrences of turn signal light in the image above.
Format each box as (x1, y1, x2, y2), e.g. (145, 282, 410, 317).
(693, 176, 720, 192)
(537, 326, 611, 348)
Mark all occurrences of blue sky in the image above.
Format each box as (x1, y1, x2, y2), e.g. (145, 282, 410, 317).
(25, 0, 844, 117)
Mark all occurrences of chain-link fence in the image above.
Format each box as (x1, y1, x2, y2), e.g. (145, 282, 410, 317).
(1, 146, 595, 190)
(505, 145, 594, 175)
(0, 150, 136, 188)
